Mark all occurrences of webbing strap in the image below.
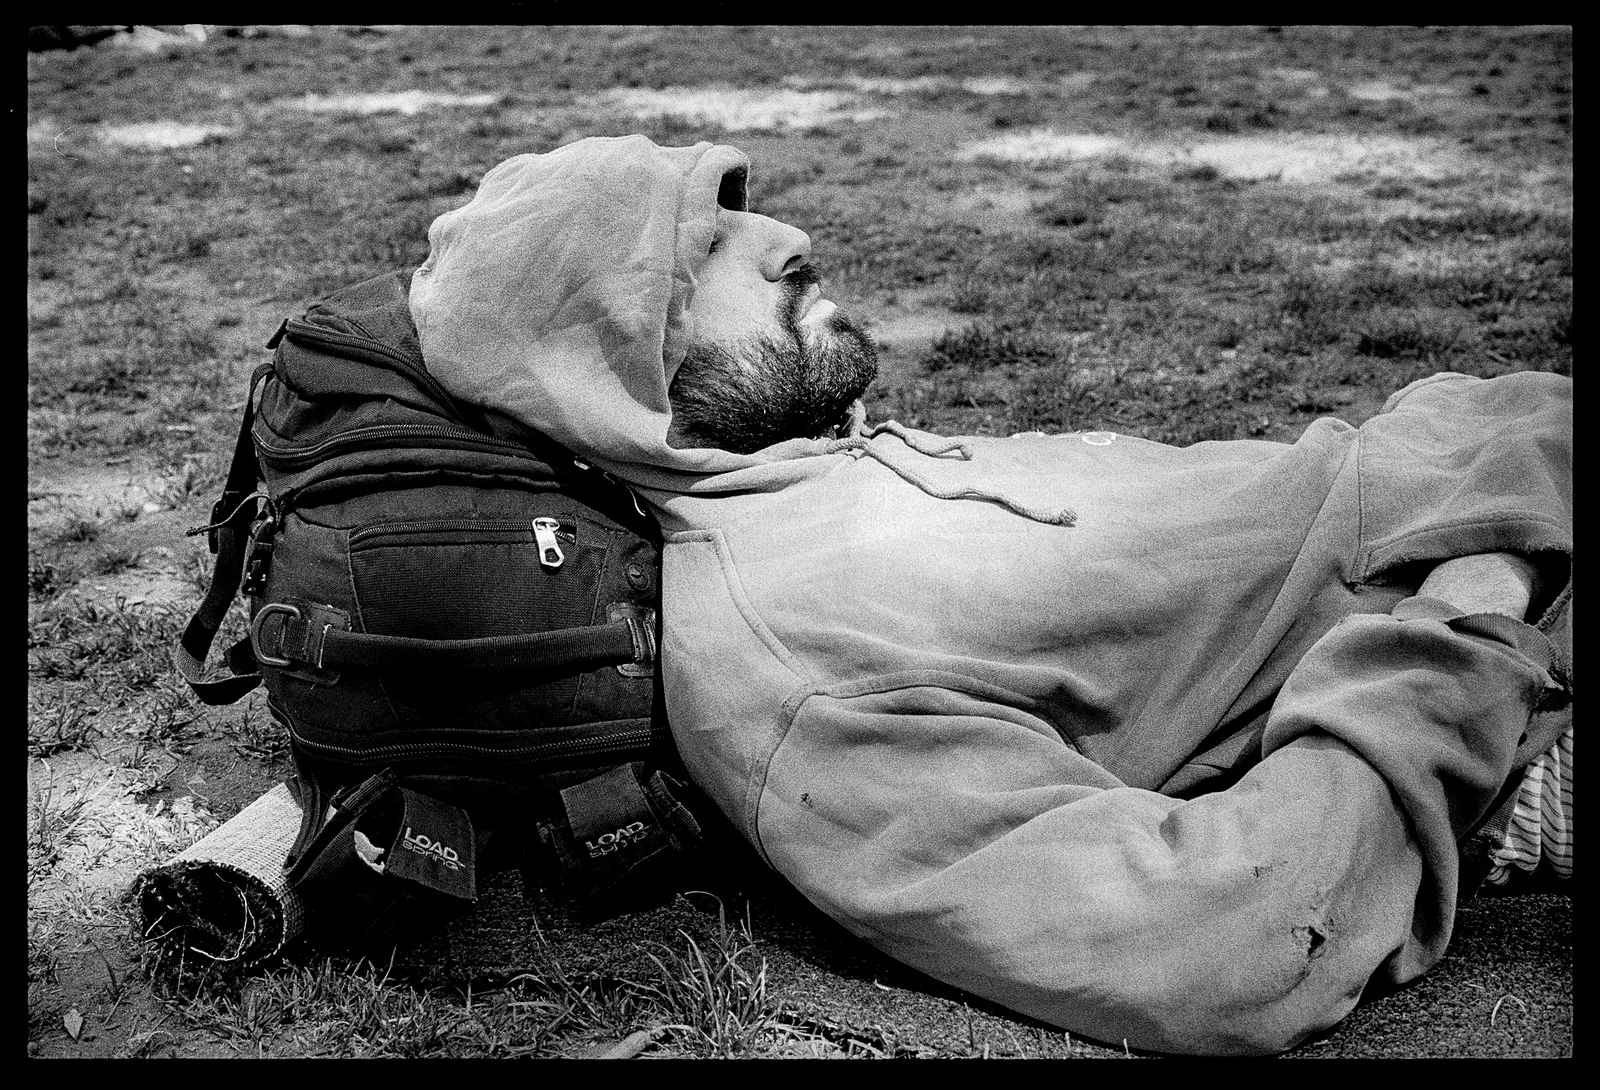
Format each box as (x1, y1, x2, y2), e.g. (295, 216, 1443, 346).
(173, 362, 274, 706)
(258, 608, 647, 676)
(322, 622, 642, 673)
(285, 768, 397, 885)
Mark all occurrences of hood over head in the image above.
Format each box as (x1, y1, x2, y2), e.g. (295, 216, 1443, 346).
(410, 134, 851, 498)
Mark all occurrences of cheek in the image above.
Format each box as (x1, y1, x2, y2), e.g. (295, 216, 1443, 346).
(688, 281, 779, 348)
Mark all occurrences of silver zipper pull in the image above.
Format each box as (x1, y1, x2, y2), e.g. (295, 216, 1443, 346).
(532, 518, 565, 569)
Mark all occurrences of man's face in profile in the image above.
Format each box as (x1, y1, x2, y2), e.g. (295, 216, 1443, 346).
(667, 207, 878, 453)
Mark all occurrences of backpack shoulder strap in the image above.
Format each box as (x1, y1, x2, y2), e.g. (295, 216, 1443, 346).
(173, 359, 275, 705)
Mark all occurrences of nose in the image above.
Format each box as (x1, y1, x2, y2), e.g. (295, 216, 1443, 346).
(735, 211, 811, 281)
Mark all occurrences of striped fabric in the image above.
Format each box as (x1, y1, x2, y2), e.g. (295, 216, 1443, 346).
(1485, 724, 1573, 884)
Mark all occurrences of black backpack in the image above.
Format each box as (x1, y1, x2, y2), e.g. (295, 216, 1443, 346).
(176, 271, 704, 944)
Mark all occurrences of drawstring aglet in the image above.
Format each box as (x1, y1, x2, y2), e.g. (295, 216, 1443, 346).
(185, 490, 269, 542)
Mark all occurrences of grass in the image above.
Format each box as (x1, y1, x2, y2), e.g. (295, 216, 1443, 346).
(28, 24, 1570, 1059)
(638, 901, 777, 1056)
(135, 893, 833, 1058)
(26, 594, 251, 776)
(221, 697, 287, 763)
(55, 517, 101, 545)
(855, 181, 1568, 441)
(93, 545, 142, 576)
(28, 690, 102, 759)
(30, 595, 187, 686)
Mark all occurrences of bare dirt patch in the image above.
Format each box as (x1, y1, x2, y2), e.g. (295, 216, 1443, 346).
(606, 87, 893, 131)
(29, 458, 162, 523)
(27, 120, 70, 148)
(1347, 79, 1460, 102)
(959, 128, 1473, 187)
(795, 74, 1040, 97)
(99, 121, 232, 150)
(29, 755, 218, 913)
(28, 449, 219, 603)
(286, 90, 500, 116)
(960, 130, 1125, 165)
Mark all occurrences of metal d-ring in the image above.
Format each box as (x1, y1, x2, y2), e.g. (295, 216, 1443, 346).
(249, 602, 302, 668)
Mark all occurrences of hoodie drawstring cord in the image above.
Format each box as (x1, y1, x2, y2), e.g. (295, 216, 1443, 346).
(825, 421, 1076, 527)
(825, 419, 972, 459)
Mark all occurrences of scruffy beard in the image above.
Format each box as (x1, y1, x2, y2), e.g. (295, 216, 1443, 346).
(668, 296, 879, 455)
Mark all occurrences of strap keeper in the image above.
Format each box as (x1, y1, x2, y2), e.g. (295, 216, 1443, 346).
(608, 604, 656, 677)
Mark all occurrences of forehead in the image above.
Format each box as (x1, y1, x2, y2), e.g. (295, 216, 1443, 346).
(709, 207, 806, 245)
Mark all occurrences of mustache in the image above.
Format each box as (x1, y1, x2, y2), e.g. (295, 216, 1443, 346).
(784, 262, 822, 293)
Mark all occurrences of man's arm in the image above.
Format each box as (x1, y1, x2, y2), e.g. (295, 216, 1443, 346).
(756, 556, 1557, 1055)
(1417, 551, 1537, 620)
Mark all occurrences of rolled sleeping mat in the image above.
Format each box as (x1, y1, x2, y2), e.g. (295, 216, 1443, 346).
(131, 781, 306, 969)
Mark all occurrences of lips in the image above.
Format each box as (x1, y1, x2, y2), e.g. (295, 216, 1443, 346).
(796, 280, 834, 317)
(786, 280, 833, 334)
(802, 298, 837, 325)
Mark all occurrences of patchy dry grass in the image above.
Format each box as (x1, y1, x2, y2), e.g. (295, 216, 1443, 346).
(133, 894, 849, 1058)
(28, 24, 1570, 1059)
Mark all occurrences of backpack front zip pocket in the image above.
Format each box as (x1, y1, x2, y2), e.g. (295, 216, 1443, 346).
(334, 513, 644, 735)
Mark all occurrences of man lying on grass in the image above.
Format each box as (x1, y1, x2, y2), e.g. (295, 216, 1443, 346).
(406, 135, 1571, 1055)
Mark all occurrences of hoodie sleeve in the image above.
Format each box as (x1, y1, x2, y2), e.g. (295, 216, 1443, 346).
(755, 597, 1561, 1056)
(1258, 593, 1564, 977)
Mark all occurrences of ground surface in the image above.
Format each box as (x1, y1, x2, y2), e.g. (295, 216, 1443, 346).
(28, 25, 1570, 1058)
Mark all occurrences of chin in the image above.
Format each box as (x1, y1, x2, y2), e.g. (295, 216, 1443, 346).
(668, 317, 879, 454)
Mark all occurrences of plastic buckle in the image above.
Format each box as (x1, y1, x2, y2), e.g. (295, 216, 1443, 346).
(239, 513, 278, 597)
(241, 544, 273, 597)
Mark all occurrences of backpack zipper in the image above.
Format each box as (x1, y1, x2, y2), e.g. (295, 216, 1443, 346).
(290, 722, 662, 768)
(532, 518, 565, 568)
(348, 517, 579, 549)
(256, 422, 537, 471)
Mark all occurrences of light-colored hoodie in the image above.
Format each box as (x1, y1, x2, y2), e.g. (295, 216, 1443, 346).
(410, 136, 1571, 1055)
